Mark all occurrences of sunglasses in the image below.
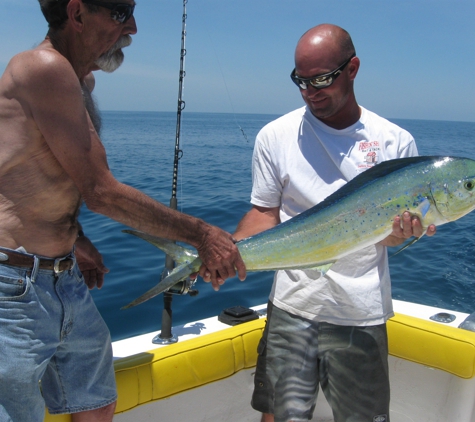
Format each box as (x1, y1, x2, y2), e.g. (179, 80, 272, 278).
(82, 0, 135, 24)
(290, 54, 356, 90)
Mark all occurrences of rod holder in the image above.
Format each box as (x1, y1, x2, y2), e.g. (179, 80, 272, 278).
(152, 292, 178, 344)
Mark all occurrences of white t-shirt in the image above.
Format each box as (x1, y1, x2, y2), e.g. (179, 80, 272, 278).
(251, 106, 418, 326)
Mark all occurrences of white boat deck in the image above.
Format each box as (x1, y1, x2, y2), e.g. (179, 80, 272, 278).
(112, 304, 269, 359)
(112, 300, 470, 359)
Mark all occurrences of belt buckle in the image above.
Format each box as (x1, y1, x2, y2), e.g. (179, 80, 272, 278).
(53, 257, 65, 274)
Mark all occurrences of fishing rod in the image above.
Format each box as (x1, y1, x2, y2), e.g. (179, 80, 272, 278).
(153, 0, 198, 345)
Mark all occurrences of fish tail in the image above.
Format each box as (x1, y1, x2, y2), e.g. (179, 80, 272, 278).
(121, 257, 202, 309)
(122, 229, 199, 264)
(121, 229, 202, 309)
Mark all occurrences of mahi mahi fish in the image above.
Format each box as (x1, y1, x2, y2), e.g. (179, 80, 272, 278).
(122, 156, 475, 309)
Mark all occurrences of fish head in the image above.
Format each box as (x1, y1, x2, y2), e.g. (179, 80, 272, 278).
(430, 157, 475, 222)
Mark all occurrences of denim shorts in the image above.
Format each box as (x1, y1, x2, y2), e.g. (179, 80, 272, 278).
(0, 251, 117, 422)
(252, 302, 390, 422)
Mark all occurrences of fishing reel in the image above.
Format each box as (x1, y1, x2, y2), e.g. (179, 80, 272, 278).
(160, 267, 199, 296)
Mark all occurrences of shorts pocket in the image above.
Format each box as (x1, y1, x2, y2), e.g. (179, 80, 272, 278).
(257, 335, 267, 356)
(0, 275, 28, 300)
(71, 265, 85, 284)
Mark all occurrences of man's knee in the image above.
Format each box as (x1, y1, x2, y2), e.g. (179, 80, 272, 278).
(98, 401, 117, 420)
(261, 413, 274, 422)
(72, 401, 117, 422)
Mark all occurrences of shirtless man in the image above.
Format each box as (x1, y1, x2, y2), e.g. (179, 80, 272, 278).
(0, 1, 245, 421)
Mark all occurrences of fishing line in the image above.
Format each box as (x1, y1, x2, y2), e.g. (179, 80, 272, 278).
(204, 25, 249, 143)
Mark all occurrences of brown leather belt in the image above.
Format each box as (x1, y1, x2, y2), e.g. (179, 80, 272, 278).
(0, 248, 74, 273)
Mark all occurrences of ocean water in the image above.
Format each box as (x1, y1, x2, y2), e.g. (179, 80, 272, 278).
(85, 111, 475, 341)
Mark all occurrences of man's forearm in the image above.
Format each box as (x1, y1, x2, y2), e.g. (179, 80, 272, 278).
(234, 206, 280, 241)
(83, 179, 209, 248)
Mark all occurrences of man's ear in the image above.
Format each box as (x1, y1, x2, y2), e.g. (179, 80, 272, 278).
(348, 56, 360, 81)
(67, 0, 84, 32)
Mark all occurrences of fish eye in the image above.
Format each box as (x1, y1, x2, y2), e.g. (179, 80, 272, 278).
(464, 180, 475, 191)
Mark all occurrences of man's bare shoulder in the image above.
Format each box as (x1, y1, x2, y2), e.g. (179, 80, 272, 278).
(4, 45, 78, 99)
(1, 43, 87, 148)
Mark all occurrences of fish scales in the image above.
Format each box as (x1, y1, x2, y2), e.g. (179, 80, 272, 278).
(237, 157, 448, 269)
(122, 156, 475, 308)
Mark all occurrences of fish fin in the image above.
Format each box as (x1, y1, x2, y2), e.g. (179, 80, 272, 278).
(417, 198, 431, 218)
(122, 229, 198, 264)
(389, 236, 422, 258)
(300, 262, 335, 277)
(311, 262, 335, 276)
(390, 199, 431, 258)
(121, 257, 202, 309)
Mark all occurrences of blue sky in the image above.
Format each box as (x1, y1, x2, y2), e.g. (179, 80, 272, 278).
(2, 0, 474, 122)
